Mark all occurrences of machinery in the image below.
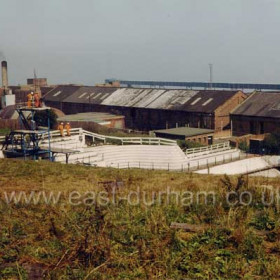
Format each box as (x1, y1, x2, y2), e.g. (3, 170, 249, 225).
(2, 106, 52, 160)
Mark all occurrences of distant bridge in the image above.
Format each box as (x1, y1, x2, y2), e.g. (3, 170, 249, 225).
(105, 79, 280, 91)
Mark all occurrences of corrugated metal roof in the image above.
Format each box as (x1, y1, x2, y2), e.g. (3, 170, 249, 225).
(232, 91, 280, 118)
(63, 86, 117, 104)
(44, 86, 241, 113)
(57, 112, 124, 123)
(43, 85, 82, 102)
(154, 127, 214, 137)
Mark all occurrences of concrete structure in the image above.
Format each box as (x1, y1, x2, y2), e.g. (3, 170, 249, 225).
(44, 85, 246, 132)
(231, 91, 280, 136)
(57, 112, 125, 129)
(153, 127, 214, 145)
(1, 60, 15, 109)
(42, 128, 241, 171)
(196, 156, 280, 177)
(1, 61, 8, 89)
(1, 94, 15, 108)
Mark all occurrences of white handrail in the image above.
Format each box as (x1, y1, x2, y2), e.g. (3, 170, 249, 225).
(186, 141, 230, 155)
(42, 128, 177, 146)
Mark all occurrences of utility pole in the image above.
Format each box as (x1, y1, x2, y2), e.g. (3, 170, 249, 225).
(209, 63, 213, 89)
(34, 68, 37, 93)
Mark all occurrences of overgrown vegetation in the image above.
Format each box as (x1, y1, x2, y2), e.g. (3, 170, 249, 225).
(263, 130, 280, 155)
(0, 128, 10, 135)
(238, 140, 249, 153)
(0, 159, 280, 279)
(177, 139, 204, 150)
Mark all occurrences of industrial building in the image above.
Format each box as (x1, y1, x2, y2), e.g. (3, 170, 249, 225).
(27, 78, 48, 87)
(44, 85, 246, 132)
(57, 112, 125, 129)
(231, 91, 280, 136)
(153, 127, 214, 145)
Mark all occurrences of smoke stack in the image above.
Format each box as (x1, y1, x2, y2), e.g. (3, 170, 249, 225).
(1, 60, 8, 89)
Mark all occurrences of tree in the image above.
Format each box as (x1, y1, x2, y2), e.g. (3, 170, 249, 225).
(33, 109, 58, 129)
(263, 129, 280, 155)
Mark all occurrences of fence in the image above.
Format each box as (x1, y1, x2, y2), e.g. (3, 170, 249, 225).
(186, 142, 230, 156)
(0, 119, 20, 130)
(64, 149, 245, 172)
(42, 128, 178, 146)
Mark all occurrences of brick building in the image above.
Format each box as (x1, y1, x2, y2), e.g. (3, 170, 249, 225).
(57, 112, 125, 129)
(44, 85, 246, 132)
(231, 91, 280, 136)
(154, 127, 214, 145)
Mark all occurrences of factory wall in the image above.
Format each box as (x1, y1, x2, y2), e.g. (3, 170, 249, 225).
(231, 115, 280, 136)
(214, 91, 247, 131)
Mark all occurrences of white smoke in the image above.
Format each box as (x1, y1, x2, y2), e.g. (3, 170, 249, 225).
(0, 51, 6, 60)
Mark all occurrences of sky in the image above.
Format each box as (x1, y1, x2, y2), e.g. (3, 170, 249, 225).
(1, 0, 280, 86)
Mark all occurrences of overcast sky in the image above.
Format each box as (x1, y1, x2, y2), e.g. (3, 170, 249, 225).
(1, 0, 280, 86)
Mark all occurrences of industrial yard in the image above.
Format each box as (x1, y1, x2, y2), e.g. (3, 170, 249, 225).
(2, 1, 280, 279)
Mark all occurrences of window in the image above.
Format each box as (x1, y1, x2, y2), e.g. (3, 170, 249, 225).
(53, 91, 62, 97)
(191, 97, 201, 105)
(87, 93, 95, 99)
(202, 98, 213, 106)
(78, 92, 88, 98)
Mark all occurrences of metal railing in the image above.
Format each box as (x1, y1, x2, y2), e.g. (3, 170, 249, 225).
(0, 136, 6, 143)
(105, 150, 244, 172)
(59, 149, 244, 173)
(89, 151, 242, 171)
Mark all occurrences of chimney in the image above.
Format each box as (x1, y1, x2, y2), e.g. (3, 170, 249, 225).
(1, 60, 8, 90)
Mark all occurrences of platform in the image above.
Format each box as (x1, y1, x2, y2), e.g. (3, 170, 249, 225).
(16, 106, 51, 112)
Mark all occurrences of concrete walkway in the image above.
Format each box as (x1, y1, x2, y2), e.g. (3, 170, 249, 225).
(196, 156, 280, 177)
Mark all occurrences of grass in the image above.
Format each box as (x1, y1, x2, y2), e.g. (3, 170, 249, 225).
(0, 128, 10, 136)
(0, 159, 280, 279)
